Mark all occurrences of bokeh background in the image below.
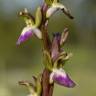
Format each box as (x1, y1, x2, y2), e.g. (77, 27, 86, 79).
(0, 0, 96, 96)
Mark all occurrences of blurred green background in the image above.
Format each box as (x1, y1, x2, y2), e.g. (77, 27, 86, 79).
(0, 0, 96, 96)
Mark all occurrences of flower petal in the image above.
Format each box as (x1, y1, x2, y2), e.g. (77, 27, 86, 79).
(32, 28, 42, 39)
(50, 68, 76, 88)
(17, 27, 33, 45)
(46, 6, 58, 19)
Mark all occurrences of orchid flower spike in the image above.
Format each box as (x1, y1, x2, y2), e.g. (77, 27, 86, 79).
(50, 68, 76, 88)
(45, 0, 74, 19)
(17, 7, 42, 45)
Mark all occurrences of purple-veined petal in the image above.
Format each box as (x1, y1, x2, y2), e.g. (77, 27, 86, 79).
(17, 27, 33, 45)
(50, 68, 76, 88)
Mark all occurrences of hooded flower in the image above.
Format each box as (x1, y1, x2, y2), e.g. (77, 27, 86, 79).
(45, 0, 74, 19)
(17, 7, 42, 45)
(50, 68, 76, 88)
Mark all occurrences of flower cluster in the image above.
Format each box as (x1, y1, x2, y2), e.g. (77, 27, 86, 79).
(17, 0, 76, 96)
(17, 7, 42, 45)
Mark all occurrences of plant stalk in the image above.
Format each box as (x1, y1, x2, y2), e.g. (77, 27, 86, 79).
(41, 25, 54, 96)
(40, 3, 54, 96)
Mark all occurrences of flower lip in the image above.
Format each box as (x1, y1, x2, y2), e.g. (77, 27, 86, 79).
(50, 68, 76, 88)
(16, 27, 33, 45)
